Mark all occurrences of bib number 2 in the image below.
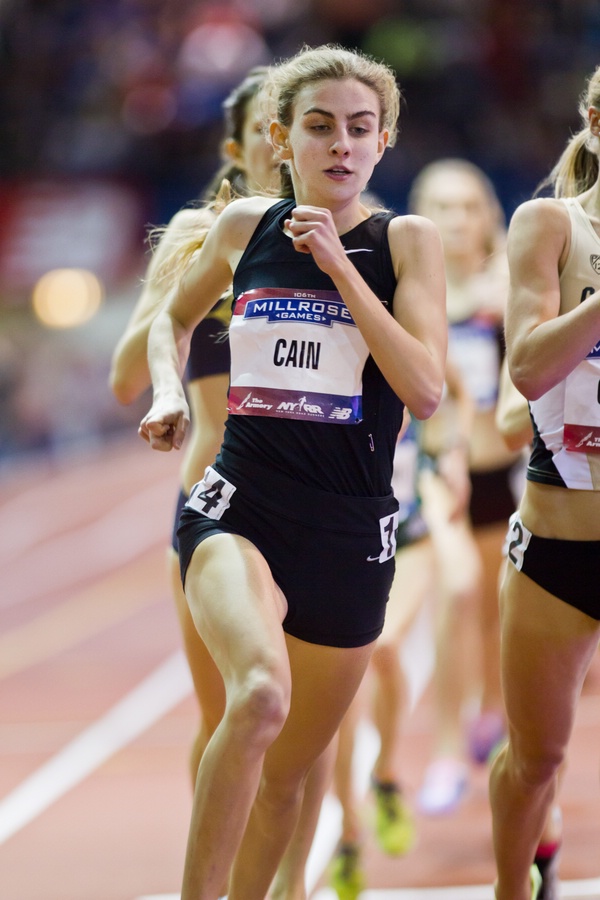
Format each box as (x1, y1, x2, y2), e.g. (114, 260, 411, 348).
(186, 466, 236, 520)
(505, 510, 532, 571)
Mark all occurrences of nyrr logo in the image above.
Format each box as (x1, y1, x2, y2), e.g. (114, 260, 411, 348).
(276, 398, 324, 416)
(591, 254, 600, 275)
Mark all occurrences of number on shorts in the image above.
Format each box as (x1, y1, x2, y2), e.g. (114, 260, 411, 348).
(195, 479, 227, 514)
(382, 514, 397, 559)
(507, 519, 523, 565)
(185, 466, 236, 520)
(505, 511, 531, 572)
(373, 510, 399, 563)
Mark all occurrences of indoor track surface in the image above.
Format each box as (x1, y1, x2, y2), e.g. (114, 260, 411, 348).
(2, 434, 599, 900)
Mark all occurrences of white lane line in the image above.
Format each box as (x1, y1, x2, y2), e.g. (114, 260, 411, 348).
(0, 650, 192, 845)
(138, 879, 600, 900)
(304, 600, 435, 893)
(1, 477, 176, 611)
(129, 602, 600, 900)
(312, 881, 600, 899)
(560, 882, 600, 898)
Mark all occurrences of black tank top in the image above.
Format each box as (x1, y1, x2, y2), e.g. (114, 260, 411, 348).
(218, 199, 404, 498)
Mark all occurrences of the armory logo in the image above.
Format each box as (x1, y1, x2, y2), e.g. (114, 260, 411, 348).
(238, 392, 273, 410)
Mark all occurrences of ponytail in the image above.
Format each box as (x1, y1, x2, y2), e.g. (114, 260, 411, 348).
(536, 129, 599, 198)
(535, 65, 600, 198)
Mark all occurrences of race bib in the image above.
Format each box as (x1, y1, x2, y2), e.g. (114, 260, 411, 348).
(449, 318, 500, 411)
(369, 509, 400, 564)
(563, 352, 600, 453)
(185, 466, 236, 520)
(504, 510, 532, 571)
(228, 287, 369, 424)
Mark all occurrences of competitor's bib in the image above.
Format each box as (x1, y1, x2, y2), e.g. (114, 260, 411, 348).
(449, 318, 500, 411)
(563, 348, 600, 453)
(504, 510, 532, 571)
(227, 287, 368, 424)
(185, 466, 236, 519)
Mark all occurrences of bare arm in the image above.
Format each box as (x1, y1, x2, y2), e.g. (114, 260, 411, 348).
(505, 198, 600, 399)
(495, 356, 532, 452)
(443, 356, 475, 451)
(139, 197, 271, 451)
(285, 208, 447, 419)
(435, 358, 474, 520)
(110, 207, 215, 405)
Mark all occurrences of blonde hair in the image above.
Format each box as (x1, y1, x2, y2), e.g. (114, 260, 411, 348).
(407, 158, 506, 258)
(268, 44, 400, 142)
(149, 178, 235, 287)
(264, 44, 401, 196)
(536, 65, 600, 198)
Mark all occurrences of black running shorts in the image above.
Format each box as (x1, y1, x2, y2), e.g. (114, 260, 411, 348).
(177, 454, 399, 648)
(171, 488, 187, 553)
(505, 511, 600, 619)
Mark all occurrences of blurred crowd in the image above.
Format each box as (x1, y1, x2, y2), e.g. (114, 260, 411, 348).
(0, 0, 598, 463)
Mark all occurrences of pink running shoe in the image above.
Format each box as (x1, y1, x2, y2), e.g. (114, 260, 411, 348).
(467, 710, 506, 764)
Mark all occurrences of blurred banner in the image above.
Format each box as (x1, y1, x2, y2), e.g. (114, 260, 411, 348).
(0, 178, 146, 300)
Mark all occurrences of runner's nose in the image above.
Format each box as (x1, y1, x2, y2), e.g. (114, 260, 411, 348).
(330, 132, 350, 155)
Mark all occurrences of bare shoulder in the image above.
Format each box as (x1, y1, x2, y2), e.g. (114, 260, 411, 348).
(217, 195, 281, 228)
(388, 212, 440, 242)
(168, 205, 215, 231)
(387, 213, 443, 271)
(508, 197, 570, 268)
(509, 197, 569, 243)
(213, 195, 281, 248)
(154, 206, 216, 252)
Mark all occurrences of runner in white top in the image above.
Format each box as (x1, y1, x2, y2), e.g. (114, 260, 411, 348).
(489, 65, 600, 900)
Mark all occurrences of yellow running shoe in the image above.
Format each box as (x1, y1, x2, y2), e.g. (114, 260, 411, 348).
(493, 864, 543, 900)
(372, 778, 416, 856)
(530, 863, 543, 900)
(328, 842, 365, 900)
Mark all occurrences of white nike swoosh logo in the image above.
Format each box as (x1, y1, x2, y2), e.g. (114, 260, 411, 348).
(345, 248, 374, 254)
(366, 555, 380, 562)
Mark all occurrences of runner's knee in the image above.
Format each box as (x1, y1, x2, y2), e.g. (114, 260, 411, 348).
(227, 664, 290, 750)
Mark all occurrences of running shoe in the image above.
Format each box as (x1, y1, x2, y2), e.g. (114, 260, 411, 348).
(467, 710, 507, 764)
(371, 778, 416, 856)
(417, 757, 468, 815)
(328, 842, 365, 900)
(534, 847, 560, 900)
(530, 863, 543, 900)
(494, 864, 542, 900)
